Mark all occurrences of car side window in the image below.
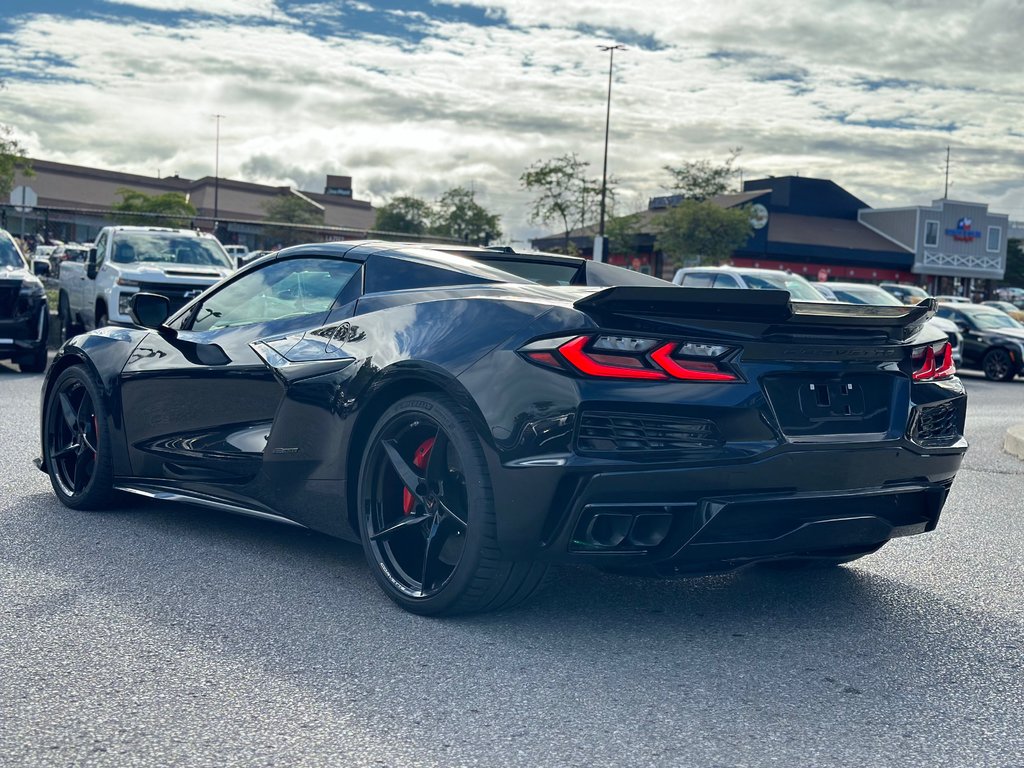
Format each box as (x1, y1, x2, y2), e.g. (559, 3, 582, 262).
(188, 257, 360, 332)
(681, 273, 714, 288)
(713, 274, 740, 288)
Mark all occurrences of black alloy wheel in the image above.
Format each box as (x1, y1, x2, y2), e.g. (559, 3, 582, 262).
(358, 394, 548, 615)
(44, 366, 116, 509)
(982, 348, 1016, 382)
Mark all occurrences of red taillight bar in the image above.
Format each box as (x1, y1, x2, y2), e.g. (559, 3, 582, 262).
(913, 341, 955, 381)
(558, 336, 668, 380)
(650, 343, 738, 381)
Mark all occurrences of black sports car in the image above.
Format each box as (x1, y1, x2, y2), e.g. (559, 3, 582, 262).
(37, 241, 968, 615)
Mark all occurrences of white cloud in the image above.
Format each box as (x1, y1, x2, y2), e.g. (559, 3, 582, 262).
(102, 0, 279, 17)
(2, 1, 1023, 241)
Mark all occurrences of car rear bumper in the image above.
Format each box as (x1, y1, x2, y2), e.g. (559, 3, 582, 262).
(490, 438, 965, 572)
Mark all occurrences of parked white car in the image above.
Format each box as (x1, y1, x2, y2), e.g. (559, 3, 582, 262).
(57, 226, 234, 340)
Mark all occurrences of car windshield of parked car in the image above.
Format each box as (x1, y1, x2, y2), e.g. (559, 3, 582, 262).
(829, 286, 903, 305)
(111, 232, 233, 269)
(741, 272, 822, 301)
(966, 310, 1023, 331)
(190, 258, 360, 331)
(0, 236, 26, 269)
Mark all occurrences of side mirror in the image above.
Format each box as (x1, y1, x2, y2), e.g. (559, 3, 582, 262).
(86, 247, 98, 279)
(129, 292, 171, 329)
(33, 260, 50, 277)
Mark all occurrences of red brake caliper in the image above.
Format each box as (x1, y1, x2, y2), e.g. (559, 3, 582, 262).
(402, 437, 436, 515)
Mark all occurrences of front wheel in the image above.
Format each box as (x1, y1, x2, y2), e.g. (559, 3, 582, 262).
(43, 365, 117, 509)
(357, 394, 548, 615)
(982, 348, 1016, 382)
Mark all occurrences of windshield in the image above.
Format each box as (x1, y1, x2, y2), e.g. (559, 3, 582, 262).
(0, 234, 27, 269)
(829, 285, 903, 306)
(741, 272, 823, 301)
(111, 232, 232, 269)
(968, 310, 1023, 331)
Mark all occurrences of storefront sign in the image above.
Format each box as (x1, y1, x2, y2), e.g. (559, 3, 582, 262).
(945, 217, 981, 242)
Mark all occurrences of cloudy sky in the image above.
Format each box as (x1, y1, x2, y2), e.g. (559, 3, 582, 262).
(2, 0, 1023, 243)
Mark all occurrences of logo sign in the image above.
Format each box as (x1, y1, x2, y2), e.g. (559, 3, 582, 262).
(945, 217, 981, 242)
(749, 203, 769, 230)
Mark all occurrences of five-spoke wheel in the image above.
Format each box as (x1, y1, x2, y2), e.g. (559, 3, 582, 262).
(358, 394, 548, 615)
(44, 366, 116, 509)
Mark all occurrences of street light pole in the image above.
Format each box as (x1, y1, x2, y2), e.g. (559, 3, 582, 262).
(596, 44, 624, 262)
(213, 113, 225, 224)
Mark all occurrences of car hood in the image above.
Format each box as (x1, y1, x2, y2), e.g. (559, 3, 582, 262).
(982, 327, 1024, 343)
(0, 265, 32, 282)
(119, 264, 231, 282)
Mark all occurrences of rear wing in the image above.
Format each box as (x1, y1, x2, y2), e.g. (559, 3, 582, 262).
(573, 286, 937, 341)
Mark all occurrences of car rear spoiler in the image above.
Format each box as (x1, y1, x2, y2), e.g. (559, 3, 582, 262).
(573, 287, 937, 341)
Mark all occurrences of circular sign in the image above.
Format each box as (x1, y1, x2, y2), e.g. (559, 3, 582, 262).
(749, 203, 769, 230)
(9, 185, 38, 213)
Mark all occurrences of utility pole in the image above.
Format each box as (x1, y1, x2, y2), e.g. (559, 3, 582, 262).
(213, 113, 225, 223)
(943, 145, 950, 199)
(595, 43, 625, 262)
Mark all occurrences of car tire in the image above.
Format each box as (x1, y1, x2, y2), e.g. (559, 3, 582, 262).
(357, 393, 548, 616)
(95, 306, 108, 330)
(57, 292, 82, 344)
(43, 365, 118, 510)
(982, 348, 1016, 382)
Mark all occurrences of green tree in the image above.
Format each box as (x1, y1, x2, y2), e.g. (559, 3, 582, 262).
(520, 153, 604, 253)
(662, 147, 742, 201)
(0, 81, 32, 198)
(655, 200, 753, 268)
(262, 194, 326, 246)
(110, 188, 197, 227)
(374, 195, 432, 235)
(1003, 238, 1024, 287)
(430, 186, 501, 245)
(605, 212, 643, 258)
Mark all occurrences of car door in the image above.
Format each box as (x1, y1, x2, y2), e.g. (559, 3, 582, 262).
(119, 255, 362, 483)
(938, 308, 983, 366)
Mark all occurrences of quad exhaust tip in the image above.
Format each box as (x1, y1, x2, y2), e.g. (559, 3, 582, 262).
(575, 510, 674, 551)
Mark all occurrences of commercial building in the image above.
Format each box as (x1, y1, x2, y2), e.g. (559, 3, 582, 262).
(860, 198, 1010, 295)
(531, 175, 1010, 293)
(3, 158, 377, 249)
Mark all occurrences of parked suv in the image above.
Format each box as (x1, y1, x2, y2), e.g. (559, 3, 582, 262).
(57, 226, 233, 340)
(0, 228, 49, 372)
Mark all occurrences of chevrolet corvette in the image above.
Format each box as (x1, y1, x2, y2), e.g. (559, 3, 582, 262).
(37, 241, 968, 614)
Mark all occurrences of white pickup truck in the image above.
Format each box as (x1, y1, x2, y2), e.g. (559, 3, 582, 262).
(57, 226, 234, 340)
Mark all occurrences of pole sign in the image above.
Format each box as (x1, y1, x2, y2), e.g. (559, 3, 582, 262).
(9, 185, 37, 213)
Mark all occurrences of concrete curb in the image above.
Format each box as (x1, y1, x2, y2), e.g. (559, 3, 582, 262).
(1005, 424, 1024, 462)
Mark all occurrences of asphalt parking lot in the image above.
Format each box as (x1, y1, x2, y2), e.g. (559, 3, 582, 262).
(1, 362, 1021, 767)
